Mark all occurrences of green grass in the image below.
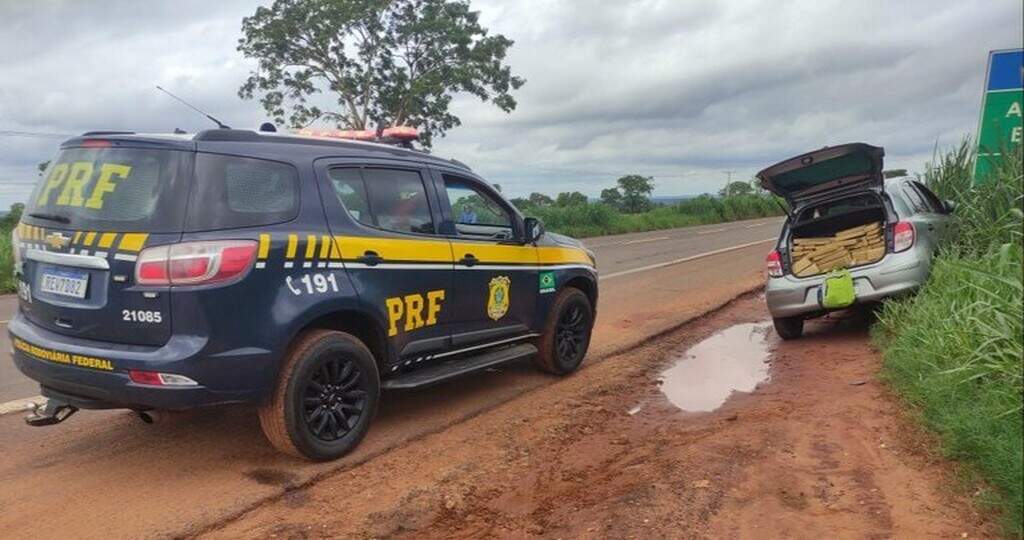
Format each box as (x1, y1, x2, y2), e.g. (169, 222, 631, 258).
(873, 142, 1023, 536)
(524, 192, 784, 238)
(0, 223, 14, 294)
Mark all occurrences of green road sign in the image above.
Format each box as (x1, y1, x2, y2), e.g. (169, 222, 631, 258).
(974, 49, 1023, 180)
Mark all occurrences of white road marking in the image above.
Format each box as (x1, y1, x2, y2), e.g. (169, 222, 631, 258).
(745, 222, 767, 228)
(0, 395, 46, 416)
(599, 237, 775, 281)
(621, 236, 670, 245)
(0, 319, 8, 325)
(696, 227, 730, 235)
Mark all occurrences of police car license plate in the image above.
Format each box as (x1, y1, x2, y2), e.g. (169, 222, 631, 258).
(40, 269, 89, 299)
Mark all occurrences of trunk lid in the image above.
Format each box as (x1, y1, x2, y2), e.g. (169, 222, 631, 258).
(15, 138, 193, 346)
(757, 143, 884, 207)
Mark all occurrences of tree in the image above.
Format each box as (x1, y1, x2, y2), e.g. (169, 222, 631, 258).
(38, 160, 50, 173)
(528, 192, 554, 207)
(492, 183, 502, 193)
(237, 0, 525, 147)
(555, 191, 588, 207)
(883, 169, 908, 178)
(2, 203, 24, 227)
(718, 180, 753, 198)
(600, 187, 622, 209)
(508, 197, 531, 211)
(616, 174, 654, 213)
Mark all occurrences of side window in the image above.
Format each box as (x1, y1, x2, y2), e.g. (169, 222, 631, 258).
(901, 182, 928, 214)
(443, 175, 513, 239)
(911, 181, 944, 213)
(328, 168, 373, 226)
(188, 153, 299, 231)
(328, 167, 434, 235)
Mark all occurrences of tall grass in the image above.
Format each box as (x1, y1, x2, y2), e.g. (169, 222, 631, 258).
(875, 143, 1023, 535)
(526, 193, 784, 238)
(0, 223, 14, 294)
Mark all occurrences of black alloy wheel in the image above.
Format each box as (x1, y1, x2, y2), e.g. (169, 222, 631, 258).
(302, 356, 367, 442)
(556, 303, 588, 364)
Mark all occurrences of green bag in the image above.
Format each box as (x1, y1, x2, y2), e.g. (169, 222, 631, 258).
(818, 269, 856, 309)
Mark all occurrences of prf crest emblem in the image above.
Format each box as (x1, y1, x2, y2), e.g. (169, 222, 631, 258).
(487, 276, 511, 321)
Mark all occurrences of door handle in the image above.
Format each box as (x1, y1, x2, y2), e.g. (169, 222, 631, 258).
(458, 253, 478, 267)
(356, 250, 383, 266)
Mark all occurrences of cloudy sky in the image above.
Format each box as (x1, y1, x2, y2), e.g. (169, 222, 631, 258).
(1, 0, 1021, 208)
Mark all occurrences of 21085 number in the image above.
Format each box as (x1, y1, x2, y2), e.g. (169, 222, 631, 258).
(123, 309, 162, 323)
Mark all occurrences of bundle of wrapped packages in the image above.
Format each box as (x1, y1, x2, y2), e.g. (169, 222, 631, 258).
(790, 222, 885, 277)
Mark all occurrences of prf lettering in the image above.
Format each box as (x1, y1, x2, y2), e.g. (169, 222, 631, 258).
(37, 162, 132, 209)
(386, 290, 445, 337)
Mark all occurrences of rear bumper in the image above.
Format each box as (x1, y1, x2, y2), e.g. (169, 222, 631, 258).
(9, 313, 271, 410)
(765, 251, 930, 318)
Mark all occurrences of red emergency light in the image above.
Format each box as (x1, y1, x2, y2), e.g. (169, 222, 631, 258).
(294, 126, 420, 145)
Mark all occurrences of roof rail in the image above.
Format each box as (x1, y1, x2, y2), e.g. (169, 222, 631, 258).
(81, 130, 136, 136)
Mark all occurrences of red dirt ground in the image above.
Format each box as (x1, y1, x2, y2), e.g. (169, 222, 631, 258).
(202, 293, 995, 539)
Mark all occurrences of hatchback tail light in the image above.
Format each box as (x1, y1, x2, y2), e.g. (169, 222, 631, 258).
(135, 240, 257, 286)
(892, 221, 915, 252)
(765, 249, 783, 278)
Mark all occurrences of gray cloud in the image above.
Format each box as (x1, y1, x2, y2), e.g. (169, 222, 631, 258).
(1, 0, 1021, 207)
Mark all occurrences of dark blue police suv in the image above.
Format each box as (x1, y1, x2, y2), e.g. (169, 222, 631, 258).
(9, 127, 598, 460)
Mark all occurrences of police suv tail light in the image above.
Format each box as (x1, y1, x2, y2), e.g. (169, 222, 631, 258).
(129, 370, 198, 386)
(135, 240, 257, 286)
(892, 221, 915, 253)
(766, 249, 783, 278)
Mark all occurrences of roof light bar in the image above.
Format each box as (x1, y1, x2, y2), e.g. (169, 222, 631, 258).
(294, 126, 420, 144)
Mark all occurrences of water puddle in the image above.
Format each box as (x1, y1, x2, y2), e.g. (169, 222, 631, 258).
(658, 322, 772, 412)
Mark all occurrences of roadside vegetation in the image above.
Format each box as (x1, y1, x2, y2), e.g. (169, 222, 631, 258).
(511, 176, 785, 238)
(873, 141, 1023, 535)
(0, 203, 22, 293)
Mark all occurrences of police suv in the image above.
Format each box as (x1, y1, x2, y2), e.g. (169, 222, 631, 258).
(9, 127, 598, 460)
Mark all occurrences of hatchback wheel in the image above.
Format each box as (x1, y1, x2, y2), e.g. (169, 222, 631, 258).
(773, 316, 804, 340)
(259, 329, 379, 461)
(534, 287, 593, 375)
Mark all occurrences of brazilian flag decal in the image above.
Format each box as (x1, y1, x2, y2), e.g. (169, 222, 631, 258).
(539, 271, 556, 294)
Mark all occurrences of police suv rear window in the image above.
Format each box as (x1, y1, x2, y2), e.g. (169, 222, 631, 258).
(187, 153, 299, 231)
(24, 146, 190, 232)
(329, 167, 434, 235)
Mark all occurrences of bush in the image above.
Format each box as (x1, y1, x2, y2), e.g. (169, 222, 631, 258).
(0, 223, 14, 294)
(875, 144, 1023, 535)
(522, 192, 785, 238)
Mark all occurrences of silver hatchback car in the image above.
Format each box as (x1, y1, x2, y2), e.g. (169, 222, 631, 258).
(758, 143, 954, 339)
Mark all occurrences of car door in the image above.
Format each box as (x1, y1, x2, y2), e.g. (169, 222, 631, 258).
(909, 181, 953, 243)
(433, 170, 538, 349)
(316, 161, 455, 370)
(899, 180, 943, 253)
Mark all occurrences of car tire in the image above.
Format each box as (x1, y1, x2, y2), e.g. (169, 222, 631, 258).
(258, 329, 380, 461)
(773, 316, 804, 340)
(533, 287, 594, 375)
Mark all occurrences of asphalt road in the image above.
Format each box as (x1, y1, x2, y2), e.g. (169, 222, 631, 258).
(0, 216, 783, 539)
(0, 216, 782, 405)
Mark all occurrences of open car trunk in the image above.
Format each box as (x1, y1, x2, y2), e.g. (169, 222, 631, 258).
(787, 193, 888, 277)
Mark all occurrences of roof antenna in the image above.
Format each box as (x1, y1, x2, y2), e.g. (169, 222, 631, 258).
(155, 86, 231, 129)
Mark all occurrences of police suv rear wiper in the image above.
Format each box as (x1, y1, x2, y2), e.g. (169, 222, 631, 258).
(28, 212, 71, 224)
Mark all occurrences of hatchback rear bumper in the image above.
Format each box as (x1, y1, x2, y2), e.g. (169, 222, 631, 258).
(765, 251, 930, 319)
(8, 313, 270, 410)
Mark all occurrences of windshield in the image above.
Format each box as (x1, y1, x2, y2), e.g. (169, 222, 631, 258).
(23, 145, 191, 232)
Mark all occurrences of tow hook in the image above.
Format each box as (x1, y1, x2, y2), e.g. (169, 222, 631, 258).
(24, 399, 79, 427)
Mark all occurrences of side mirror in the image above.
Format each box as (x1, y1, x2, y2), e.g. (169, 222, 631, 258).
(943, 199, 958, 214)
(523, 217, 544, 244)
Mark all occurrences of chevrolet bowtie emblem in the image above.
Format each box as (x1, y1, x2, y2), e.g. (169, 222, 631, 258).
(45, 232, 70, 250)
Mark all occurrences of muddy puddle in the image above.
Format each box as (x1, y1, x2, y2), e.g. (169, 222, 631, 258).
(658, 322, 772, 412)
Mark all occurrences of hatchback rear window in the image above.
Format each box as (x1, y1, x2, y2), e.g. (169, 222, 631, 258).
(24, 146, 190, 232)
(772, 152, 875, 193)
(186, 153, 299, 231)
